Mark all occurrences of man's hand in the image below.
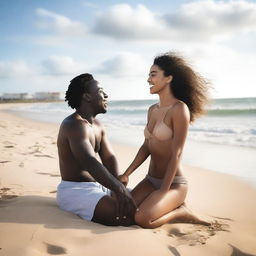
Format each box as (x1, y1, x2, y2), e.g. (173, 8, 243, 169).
(114, 184, 137, 221)
(118, 174, 129, 187)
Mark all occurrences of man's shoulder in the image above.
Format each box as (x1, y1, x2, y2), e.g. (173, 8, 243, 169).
(94, 118, 106, 133)
(60, 114, 88, 132)
(94, 118, 104, 127)
(61, 114, 78, 126)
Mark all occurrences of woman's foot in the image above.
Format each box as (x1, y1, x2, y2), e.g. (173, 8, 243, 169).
(169, 204, 211, 226)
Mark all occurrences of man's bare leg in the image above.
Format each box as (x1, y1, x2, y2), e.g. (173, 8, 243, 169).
(92, 195, 135, 226)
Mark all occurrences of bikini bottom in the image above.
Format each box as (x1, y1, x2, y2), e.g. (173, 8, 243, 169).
(146, 174, 187, 189)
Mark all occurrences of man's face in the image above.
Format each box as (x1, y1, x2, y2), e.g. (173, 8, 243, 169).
(88, 80, 108, 114)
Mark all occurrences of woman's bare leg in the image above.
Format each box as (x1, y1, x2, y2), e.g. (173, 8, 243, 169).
(134, 184, 187, 228)
(131, 178, 156, 206)
(164, 203, 211, 226)
(132, 182, 210, 228)
(92, 179, 210, 228)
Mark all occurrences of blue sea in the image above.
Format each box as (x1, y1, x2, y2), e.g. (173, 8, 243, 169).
(8, 97, 256, 186)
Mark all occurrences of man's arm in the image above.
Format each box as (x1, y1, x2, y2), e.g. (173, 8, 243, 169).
(65, 119, 137, 218)
(98, 126, 119, 178)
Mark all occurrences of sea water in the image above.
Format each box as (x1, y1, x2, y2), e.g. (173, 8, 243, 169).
(8, 97, 256, 186)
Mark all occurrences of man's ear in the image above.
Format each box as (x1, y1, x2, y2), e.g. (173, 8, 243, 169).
(82, 93, 91, 102)
(166, 75, 173, 84)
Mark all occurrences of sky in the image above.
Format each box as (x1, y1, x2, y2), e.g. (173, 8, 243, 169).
(0, 0, 256, 100)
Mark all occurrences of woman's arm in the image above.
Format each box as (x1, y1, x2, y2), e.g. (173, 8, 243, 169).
(122, 104, 156, 177)
(119, 105, 156, 185)
(160, 102, 190, 192)
(123, 139, 150, 177)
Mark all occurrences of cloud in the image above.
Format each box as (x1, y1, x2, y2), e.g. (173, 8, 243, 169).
(0, 56, 85, 79)
(93, 4, 166, 40)
(36, 8, 87, 35)
(0, 60, 34, 79)
(92, 1, 256, 42)
(163, 0, 256, 40)
(95, 52, 149, 77)
(41, 56, 86, 76)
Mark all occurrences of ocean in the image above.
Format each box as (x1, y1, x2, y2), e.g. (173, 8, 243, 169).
(7, 97, 256, 186)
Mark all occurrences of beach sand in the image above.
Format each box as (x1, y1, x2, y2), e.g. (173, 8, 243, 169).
(0, 104, 256, 256)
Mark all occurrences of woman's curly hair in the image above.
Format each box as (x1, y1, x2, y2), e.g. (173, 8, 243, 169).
(65, 73, 94, 109)
(154, 52, 210, 122)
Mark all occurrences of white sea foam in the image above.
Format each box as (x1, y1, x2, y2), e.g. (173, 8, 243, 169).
(8, 98, 256, 185)
(8, 98, 256, 149)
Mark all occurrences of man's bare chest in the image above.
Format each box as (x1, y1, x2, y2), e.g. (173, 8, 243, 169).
(88, 126, 102, 153)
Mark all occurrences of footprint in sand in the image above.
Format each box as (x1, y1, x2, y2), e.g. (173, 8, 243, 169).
(0, 187, 19, 200)
(25, 143, 54, 158)
(168, 221, 230, 246)
(4, 145, 15, 148)
(45, 243, 67, 255)
(0, 160, 11, 164)
(3, 141, 16, 148)
(168, 245, 181, 256)
(19, 162, 24, 168)
(168, 226, 207, 246)
(27, 143, 45, 153)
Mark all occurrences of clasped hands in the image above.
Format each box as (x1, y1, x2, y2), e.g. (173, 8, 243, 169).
(113, 174, 138, 222)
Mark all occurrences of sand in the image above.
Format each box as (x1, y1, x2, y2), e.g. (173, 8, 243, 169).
(0, 103, 256, 256)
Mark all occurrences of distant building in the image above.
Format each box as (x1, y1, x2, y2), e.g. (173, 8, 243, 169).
(1, 93, 33, 100)
(0, 92, 64, 101)
(34, 92, 63, 101)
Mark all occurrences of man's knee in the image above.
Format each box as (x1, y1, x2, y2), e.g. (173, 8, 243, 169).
(134, 210, 156, 228)
(92, 196, 117, 225)
(92, 196, 134, 226)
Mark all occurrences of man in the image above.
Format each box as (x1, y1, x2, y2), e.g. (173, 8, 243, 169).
(56, 73, 137, 226)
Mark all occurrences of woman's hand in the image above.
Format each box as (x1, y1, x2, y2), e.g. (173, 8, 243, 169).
(118, 174, 129, 187)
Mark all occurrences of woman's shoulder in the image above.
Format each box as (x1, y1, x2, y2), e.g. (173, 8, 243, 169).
(171, 100, 190, 120)
(146, 103, 158, 119)
(148, 103, 158, 112)
(172, 100, 189, 110)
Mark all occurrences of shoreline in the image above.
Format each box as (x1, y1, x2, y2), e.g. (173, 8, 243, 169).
(3, 102, 256, 187)
(1, 104, 256, 255)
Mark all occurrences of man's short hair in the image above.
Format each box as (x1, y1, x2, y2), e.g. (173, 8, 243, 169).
(65, 73, 94, 109)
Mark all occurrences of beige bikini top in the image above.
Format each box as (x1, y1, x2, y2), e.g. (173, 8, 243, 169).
(144, 104, 174, 141)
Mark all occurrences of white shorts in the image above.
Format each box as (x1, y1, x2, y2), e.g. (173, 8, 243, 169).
(56, 180, 111, 221)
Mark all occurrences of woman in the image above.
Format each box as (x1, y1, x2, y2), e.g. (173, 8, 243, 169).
(119, 52, 210, 228)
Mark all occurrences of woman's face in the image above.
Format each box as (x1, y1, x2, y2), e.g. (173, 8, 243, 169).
(147, 65, 172, 94)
